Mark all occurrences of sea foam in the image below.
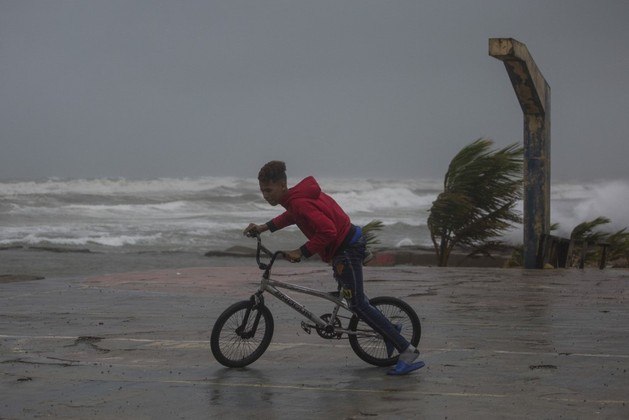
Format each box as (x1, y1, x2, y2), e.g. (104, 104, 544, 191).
(1, 176, 627, 252)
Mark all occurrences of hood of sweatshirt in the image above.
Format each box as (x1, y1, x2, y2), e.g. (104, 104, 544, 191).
(280, 176, 320, 207)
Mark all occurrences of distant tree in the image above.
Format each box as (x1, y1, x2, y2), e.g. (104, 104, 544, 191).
(606, 228, 629, 264)
(570, 216, 611, 243)
(569, 216, 629, 267)
(428, 138, 523, 266)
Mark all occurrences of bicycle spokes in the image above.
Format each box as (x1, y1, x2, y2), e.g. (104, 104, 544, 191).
(211, 300, 275, 368)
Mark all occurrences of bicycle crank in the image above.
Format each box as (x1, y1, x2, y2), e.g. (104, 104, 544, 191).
(316, 314, 343, 339)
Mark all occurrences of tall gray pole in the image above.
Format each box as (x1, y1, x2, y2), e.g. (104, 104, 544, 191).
(489, 38, 551, 269)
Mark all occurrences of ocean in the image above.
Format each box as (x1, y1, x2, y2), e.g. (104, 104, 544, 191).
(1, 177, 628, 255)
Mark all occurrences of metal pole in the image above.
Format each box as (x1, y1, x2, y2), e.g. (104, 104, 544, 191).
(489, 38, 551, 269)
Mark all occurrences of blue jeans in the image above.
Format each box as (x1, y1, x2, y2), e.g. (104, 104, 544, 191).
(332, 237, 410, 352)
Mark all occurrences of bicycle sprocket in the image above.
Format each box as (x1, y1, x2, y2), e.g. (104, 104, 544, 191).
(316, 314, 343, 339)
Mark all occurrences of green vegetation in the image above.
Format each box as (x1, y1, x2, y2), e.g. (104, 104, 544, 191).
(569, 217, 629, 267)
(362, 219, 384, 248)
(508, 217, 629, 268)
(427, 138, 523, 266)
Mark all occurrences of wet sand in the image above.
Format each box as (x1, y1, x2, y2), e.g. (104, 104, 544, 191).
(1, 250, 628, 419)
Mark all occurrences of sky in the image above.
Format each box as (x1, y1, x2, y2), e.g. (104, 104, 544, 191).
(1, 0, 628, 182)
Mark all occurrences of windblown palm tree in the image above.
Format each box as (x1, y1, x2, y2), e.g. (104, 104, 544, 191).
(568, 216, 629, 267)
(570, 216, 611, 243)
(428, 138, 523, 266)
(606, 228, 629, 264)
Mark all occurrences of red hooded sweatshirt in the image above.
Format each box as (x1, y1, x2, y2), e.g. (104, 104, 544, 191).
(266, 176, 352, 262)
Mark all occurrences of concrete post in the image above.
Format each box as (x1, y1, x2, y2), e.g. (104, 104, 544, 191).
(489, 38, 551, 269)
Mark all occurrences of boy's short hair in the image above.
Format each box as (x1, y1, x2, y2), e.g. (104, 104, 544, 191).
(258, 161, 287, 183)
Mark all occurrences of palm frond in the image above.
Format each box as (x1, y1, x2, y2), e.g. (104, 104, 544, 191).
(428, 138, 523, 266)
(362, 219, 384, 248)
(607, 228, 629, 262)
(570, 216, 610, 243)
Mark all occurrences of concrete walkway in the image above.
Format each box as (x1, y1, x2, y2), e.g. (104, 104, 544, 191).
(1, 266, 628, 419)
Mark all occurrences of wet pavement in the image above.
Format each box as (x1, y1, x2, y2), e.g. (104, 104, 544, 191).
(1, 266, 628, 419)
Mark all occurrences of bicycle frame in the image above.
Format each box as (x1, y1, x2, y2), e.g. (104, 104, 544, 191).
(248, 233, 375, 338)
(258, 275, 349, 330)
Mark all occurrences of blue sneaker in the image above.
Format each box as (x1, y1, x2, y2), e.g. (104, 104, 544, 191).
(387, 360, 425, 376)
(384, 324, 403, 358)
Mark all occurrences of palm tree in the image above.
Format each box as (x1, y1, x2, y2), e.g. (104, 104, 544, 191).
(428, 138, 523, 266)
(570, 216, 611, 243)
(606, 228, 629, 265)
(569, 216, 613, 267)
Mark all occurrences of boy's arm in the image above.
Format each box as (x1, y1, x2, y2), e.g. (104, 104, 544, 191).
(266, 211, 296, 232)
(244, 212, 295, 236)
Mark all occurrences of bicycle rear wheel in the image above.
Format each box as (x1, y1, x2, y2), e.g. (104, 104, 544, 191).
(211, 299, 274, 368)
(348, 296, 421, 367)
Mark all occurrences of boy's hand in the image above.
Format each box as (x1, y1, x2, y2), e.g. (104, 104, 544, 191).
(283, 249, 302, 263)
(243, 223, 267, 237)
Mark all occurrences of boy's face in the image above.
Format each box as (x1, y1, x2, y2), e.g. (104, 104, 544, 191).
(259, 180, 287, 206)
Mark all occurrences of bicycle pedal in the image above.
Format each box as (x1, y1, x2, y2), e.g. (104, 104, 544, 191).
(300, 321, 312, 334)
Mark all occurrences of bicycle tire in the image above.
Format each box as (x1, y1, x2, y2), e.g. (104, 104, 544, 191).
(211, 299, 274, 368)
(348, 296, 421, 367)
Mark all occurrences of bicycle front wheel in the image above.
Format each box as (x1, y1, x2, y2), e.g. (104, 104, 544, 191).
(348, 296, 421, 367)
(211, 299, 274, 368)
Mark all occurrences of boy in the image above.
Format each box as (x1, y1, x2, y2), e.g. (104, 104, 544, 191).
(244, 161, 424, 375)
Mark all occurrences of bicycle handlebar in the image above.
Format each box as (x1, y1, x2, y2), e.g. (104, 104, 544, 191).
(246, 231, 286, 271)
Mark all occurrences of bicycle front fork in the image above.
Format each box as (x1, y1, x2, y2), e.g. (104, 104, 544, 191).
(236, 293, 265, 339)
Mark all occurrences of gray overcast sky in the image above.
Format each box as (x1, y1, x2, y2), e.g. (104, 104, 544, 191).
(1, 0, 627, 181)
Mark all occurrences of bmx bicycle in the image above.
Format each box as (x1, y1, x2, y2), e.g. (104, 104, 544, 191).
(210, 233, 421, 368)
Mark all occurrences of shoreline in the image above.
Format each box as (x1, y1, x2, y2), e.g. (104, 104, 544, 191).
(2, 244, 625, 282)
(205, 244, 515, 268)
